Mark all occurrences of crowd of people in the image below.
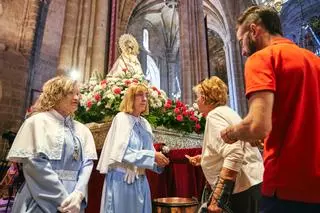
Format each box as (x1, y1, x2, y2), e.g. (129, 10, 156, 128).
(4, 4, 320, 213)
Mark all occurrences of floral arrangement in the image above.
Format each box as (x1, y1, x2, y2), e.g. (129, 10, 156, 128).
(75, 71, 206, 134)
(146, 99, 206, 134)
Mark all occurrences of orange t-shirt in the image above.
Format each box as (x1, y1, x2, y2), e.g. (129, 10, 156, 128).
(245, 37, 320, 203)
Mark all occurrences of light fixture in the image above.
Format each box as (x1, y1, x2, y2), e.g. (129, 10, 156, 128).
(69, 69, 80, 80)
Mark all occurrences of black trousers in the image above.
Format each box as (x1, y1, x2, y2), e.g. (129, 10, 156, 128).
(200, 183, 261, 213)
(260, 196, 320, 213)
(229, 183, 262, 213)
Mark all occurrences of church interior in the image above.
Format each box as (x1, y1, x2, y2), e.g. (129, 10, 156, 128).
(0, 0, 319, 212)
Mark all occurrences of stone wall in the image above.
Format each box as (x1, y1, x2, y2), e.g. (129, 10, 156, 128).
(31, 0, 66, 93)
(0, 0, 39, 135)
(0, 49, 28, 135)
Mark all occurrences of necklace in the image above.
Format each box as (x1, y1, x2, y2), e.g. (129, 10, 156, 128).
(64, 119, 80, 161)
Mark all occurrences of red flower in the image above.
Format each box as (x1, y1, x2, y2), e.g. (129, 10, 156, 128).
(176, 100, 183, 108)
(87, 101, 92, 108)
(124, 79, 131, 85)
(176, 115, 183, 122)
(174, 108, 180, 114)
(195, 123, 201, 129)
(100, 79, 107, 89)
(94, 93, 101, 101)
(122, 68, 128, 72)
(166, 99, 172, 104)
(182, 110, 188, 116)
(132, 79, 139, 83)
(190, 115, 198, 122)
(113, 87, 121, 95)
(164, 103, 171, 109)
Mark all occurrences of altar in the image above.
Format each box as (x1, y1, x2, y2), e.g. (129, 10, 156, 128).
(85, 126, 206, 213)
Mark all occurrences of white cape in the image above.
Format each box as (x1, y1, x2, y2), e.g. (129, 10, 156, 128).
(96, 112, 153, 174)
(7, 110, 97, 162)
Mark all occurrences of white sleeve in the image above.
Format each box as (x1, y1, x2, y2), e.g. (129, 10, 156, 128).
(207, 112, 244, 172)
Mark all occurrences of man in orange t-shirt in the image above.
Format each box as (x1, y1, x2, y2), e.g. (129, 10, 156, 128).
(220, 5, 320, 213)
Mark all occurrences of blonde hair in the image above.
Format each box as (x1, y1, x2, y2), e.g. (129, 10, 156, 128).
(28, 76, 77, 117)
(193, 76, 228, 107)
(119, 83, 149, 115)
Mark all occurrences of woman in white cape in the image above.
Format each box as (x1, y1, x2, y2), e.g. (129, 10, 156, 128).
(7, 76, 97, 213)
(97, 83, 169, 213)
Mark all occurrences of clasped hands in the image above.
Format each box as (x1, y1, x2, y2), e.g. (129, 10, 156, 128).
(57, 190, 83, 213)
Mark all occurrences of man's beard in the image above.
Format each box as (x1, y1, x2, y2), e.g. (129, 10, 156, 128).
(247, 35, 257, 56)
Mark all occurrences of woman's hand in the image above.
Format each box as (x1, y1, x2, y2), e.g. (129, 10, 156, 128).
(155, 152, 170, 167)
(57, 190, 83, 213)
(185, 154, 201, 166)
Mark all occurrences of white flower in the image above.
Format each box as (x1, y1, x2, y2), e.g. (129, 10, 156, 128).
(151, 91, 158, 98)
(193, 103, 199, 110)
(133, 74, 142, 79)
(105, 103, 112, 109)
(106, 93, 115, 100)
(93, 84, 102, 92)
(156, 100, 163, 108)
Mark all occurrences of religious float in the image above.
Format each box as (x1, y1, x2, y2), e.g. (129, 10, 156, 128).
(75, 34, 207, 212)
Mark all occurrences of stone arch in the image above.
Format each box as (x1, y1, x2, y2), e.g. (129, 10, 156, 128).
(126, 0, 180, 96)
(203, 0, 253, 116)
(117, 0, 137, 39)
(203, 0, 229, 43)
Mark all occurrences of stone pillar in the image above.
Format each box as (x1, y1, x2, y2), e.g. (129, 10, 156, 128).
(57, 0, 79, 75)
(57, 0, 110, 82)
(178, 0, 208, 104)
(90, 0, 109, 78)
(18, 0, 41, 55)
(166, 49, 180, 98)
(224, 36, 247, 117)
(107, 0, 118, 72)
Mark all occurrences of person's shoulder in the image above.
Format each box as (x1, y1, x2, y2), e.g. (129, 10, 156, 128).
(73, 119, 87, 129)
(210, 105, 233, 114)
(248, 48, 271, 61)
(25, 111, 48, 123)
(115, 112, 128, 119)
(209, 106, 241, 120)
(112, 112, 133, 125)
(140, 116, 150, 125)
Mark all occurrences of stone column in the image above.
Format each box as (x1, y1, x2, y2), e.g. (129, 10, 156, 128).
(57, 0, 110, 82)
(178, 0, 208, 104)
(90, 0, 109, 78)
(18, 0, 41, 55)
(224, 36, 248, 117)
(166, 49, 180, 98)
(57, 0, 79, 75)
